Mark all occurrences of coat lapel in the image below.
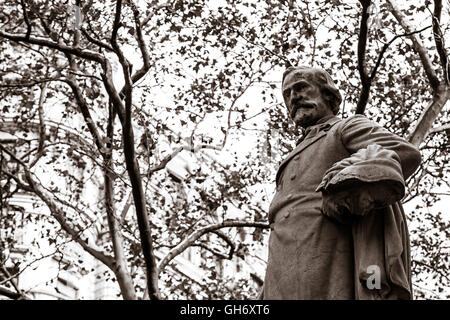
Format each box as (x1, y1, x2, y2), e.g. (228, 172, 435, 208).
(275, 117, 341, 184)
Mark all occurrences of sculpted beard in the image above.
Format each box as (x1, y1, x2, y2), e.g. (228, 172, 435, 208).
(290, 102, 317, 128)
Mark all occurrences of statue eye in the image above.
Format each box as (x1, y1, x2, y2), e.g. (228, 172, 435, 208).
(294, 82, 307, 91)
(283, 89, 291, 98)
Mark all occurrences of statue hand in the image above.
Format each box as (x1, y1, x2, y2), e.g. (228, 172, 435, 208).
(321, 180, 401, 223)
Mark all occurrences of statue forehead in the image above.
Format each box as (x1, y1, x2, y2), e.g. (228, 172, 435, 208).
(283, 68, 322, 87)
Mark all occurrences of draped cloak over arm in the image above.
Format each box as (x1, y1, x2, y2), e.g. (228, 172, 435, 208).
(317, 115, 421, 299)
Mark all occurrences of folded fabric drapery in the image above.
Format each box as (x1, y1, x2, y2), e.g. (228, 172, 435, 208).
(316, 144, 412, 299)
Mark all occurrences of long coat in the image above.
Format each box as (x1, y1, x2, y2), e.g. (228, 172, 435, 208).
(261, 115, 421, 300)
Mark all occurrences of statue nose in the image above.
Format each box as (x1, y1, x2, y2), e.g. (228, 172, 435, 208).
(290, 91, 304, 105)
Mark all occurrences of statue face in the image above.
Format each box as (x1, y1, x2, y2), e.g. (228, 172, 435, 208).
(282, 70, 334, 129)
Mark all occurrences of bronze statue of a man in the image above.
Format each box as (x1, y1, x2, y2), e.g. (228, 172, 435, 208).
(260, 66, 421, 300)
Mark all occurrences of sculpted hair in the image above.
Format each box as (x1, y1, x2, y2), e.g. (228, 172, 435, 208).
(282, 66, 342, 115)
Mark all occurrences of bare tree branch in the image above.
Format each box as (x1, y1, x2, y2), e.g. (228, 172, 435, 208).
(0, 145, 115, 270)
(158, 220, 269, 275)
(387, 0, 440, 89)
(192, 230, 237, 260)
(212, 230, 236, 260)
(20, 0, 32, 40)
(0, 77, 62, 88)
(193, 243, 230, 260)
(0, 285, 23, 300)
(80, 27, 114, 52)
(0, 31, 104, 63)
(24, 170, 115, 267)
(0, 266, 26, 299)
(0, 233, 91, 289)
(429, 123, 450, 134)
(107, 0, 160, 300)
(111, 0, 123, 48)
(432, 0, 449, 85)
(409, 87, 450, 146)
(103, 102, 137, 300)
(128, 1, 151, 85)
(29, 82, 47, 168)
(387, 0, 450, 147)
(63, 77, 106, 157)
(369, 25, 432, 81)
(355, 0, 372, 115)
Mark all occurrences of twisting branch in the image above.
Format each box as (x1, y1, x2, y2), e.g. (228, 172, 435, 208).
(431, 0, 449, 85)
(0, 144, 115, 269)
(57, 15, 137, 298)
(29, 82, 47, 168)
(387, 0, 440, 89)
(355, 0, 372, 114)
(102, 101, 137, 300)
(80, 27, 114, 51)
(0, 31, 104, 63)
(157, 220, 269, 275)
(0, 285, 25, 300)
(387, 0, 450, 147)
(0, 266, 26, 299)
(211, 230, 236, 259)
(193, 244, 230, 260)
(357, 3, 440, 116)
(429, 123, 450, 134)
(24, 169, 115, 267)
(370, 25, 433, 81)
(63, 78, 106, 157)
(128, 1, 151, 85)
(0, 77, 62, 88)
(108, 0, 160, 300)
(111, 0, 123, 47)
(20, 0, 32, 40)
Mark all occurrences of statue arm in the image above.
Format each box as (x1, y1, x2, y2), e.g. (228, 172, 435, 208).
(317, 116, 421, 223)
(340, 115, 421, 179)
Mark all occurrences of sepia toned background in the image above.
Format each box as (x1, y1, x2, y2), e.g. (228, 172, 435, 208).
(0, 0, 449, 299)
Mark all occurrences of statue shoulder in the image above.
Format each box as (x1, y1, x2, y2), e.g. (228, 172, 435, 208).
(339, 114, 381, 131)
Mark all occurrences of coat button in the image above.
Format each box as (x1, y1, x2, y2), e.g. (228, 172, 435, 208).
(290, 174, 296, 180)
(284, 211, 291, 219)
(294, 155, 301, 161)
(286, 193, 293, 200)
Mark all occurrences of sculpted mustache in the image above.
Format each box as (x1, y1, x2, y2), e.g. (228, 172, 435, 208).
(290, 102, 315, 118)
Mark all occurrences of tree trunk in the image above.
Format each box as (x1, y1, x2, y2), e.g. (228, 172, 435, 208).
(104, 170, 137, 300)
(408, 85, 450, 147)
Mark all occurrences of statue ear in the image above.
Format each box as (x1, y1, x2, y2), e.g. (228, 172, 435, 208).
(322, 89, 334, 104)
(322, 89, 339, 114)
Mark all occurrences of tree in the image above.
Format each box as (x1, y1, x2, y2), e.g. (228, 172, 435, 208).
(0, 0, 449, 299)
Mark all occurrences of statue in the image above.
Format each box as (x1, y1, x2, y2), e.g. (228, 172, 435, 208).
(259, 66, 422, 299)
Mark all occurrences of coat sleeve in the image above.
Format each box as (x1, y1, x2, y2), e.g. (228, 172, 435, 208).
(340, 115, 421, 179)
(316, 116, 422, 222)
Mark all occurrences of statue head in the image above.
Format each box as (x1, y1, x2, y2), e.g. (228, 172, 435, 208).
(281, 66, 342, 128)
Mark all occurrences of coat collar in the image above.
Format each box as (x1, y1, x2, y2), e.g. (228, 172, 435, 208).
(276, 116, 341, 185)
